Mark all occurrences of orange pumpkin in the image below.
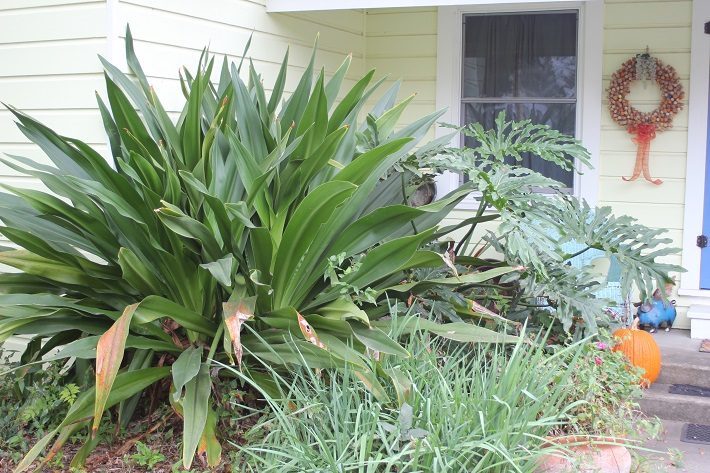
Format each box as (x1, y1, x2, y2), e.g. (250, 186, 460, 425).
(612, 319, 661, 387)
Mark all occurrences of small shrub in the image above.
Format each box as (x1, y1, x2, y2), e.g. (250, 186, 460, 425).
(554, 331, 659, 439)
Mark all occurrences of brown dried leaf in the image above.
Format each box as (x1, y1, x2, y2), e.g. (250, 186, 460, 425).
(297, 312, 325, 349)
(223, 297, 255, 367)
(94, 303, 139, 432)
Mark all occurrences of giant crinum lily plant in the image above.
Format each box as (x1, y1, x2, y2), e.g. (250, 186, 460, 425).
(0, 30, 516, 470)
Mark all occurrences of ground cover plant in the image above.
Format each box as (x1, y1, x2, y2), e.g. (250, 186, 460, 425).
(229, 314, 588, 473)
(548, 331, 663, 445)
(0, 30, 517, 470)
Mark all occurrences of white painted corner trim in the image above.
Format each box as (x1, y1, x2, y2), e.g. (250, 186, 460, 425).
(680, 0, 710, 292)
(434, 0, 603, 209)
(268, 0, 597, 12)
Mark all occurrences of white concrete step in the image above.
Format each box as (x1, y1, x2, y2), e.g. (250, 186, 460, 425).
(657, 359, 710, 386)
(640, 383, 710, 425)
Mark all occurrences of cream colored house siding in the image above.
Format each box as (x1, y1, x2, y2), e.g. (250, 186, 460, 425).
(0, 0, 110, 357)
(364, 7, 437, 137)
(114, 1, 365, 111)
(600, 0, 691, 328)
(0, 0, 109, 186)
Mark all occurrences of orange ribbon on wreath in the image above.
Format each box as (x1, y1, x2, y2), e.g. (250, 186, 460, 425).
(623, 123, 662, 185)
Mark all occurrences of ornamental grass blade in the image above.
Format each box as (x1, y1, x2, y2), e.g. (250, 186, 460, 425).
(182, 364, 211, 469)
(223, 296, 256, 367)
(12, 428, 57, 473)
(93, 303, 138, 432)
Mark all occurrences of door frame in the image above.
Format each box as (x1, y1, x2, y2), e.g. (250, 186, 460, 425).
(679, 0, 710, 295)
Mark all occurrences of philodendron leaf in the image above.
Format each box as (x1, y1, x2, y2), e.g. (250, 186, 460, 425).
(182, 364, 211, 469)
(223, 296, 256, 367)
(93, 303, 138, 432)
(171, 345, 202, 402)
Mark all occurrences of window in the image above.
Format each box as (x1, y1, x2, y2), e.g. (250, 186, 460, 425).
(461, 11, 579, 190)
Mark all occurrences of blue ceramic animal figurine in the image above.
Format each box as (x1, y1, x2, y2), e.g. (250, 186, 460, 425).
(636, 287, 677, 333)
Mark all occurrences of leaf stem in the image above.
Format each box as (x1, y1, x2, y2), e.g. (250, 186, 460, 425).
(562, 246, 592, 261)
(455, 200, 488, 256)
(207, 322, 224, 360)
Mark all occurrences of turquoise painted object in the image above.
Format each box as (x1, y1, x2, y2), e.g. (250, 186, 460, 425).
(637, 297, 677, 333)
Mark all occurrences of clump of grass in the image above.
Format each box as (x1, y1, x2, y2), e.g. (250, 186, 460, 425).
(224, 326, 587, 472)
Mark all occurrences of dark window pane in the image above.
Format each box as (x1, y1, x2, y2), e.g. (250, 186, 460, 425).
(463, 12, 577, 99)
(462, 102, 576, 188)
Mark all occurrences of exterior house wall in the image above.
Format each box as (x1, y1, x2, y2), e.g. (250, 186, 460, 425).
(0, 0, 110, 190)
(361, 1, 692, 328)
(364, 7, 438, 138)
(113, 1, 366, 110)
(599, 0, 692, 327)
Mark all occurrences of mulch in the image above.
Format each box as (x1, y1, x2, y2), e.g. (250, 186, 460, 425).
(0, 407, 260, 473)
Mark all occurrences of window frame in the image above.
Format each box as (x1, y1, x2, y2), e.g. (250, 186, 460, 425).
(435, 0, 603, 209)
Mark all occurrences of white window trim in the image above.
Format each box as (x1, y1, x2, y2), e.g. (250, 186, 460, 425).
(679, 0, 710, 295)
(434, 0, 602, 209)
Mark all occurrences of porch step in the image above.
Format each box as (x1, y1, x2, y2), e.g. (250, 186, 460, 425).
(657, 359, 710, 386)
(640, 383, 710, 424)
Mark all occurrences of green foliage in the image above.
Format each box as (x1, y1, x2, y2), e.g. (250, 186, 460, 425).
(130, 441, 166, 470)
(0, 349, 77, 463)
(424, 113, 683, 332)
(553, 332, 651, 437)
(0, 30, 517, 470)
(227, 314, 588, 472)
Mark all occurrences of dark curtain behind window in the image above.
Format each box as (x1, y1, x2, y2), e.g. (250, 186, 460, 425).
(462, 12, 578, 188)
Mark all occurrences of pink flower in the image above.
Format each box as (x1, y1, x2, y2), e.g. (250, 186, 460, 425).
(596, 342, 609, 351)
(594, 356, 603, 366)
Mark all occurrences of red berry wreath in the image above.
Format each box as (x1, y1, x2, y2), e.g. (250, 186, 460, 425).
(608, 54, 684, 184)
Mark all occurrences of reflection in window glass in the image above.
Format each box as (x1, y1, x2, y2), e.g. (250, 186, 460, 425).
(461, 11, 578, 190)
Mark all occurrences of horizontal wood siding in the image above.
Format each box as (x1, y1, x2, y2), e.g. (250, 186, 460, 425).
(363, 8, 438, 140)
(600, 0, 692, 327)
(116, 0, 365, 110)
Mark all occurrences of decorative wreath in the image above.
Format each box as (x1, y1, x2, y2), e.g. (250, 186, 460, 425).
(608, 53, 684, 184)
